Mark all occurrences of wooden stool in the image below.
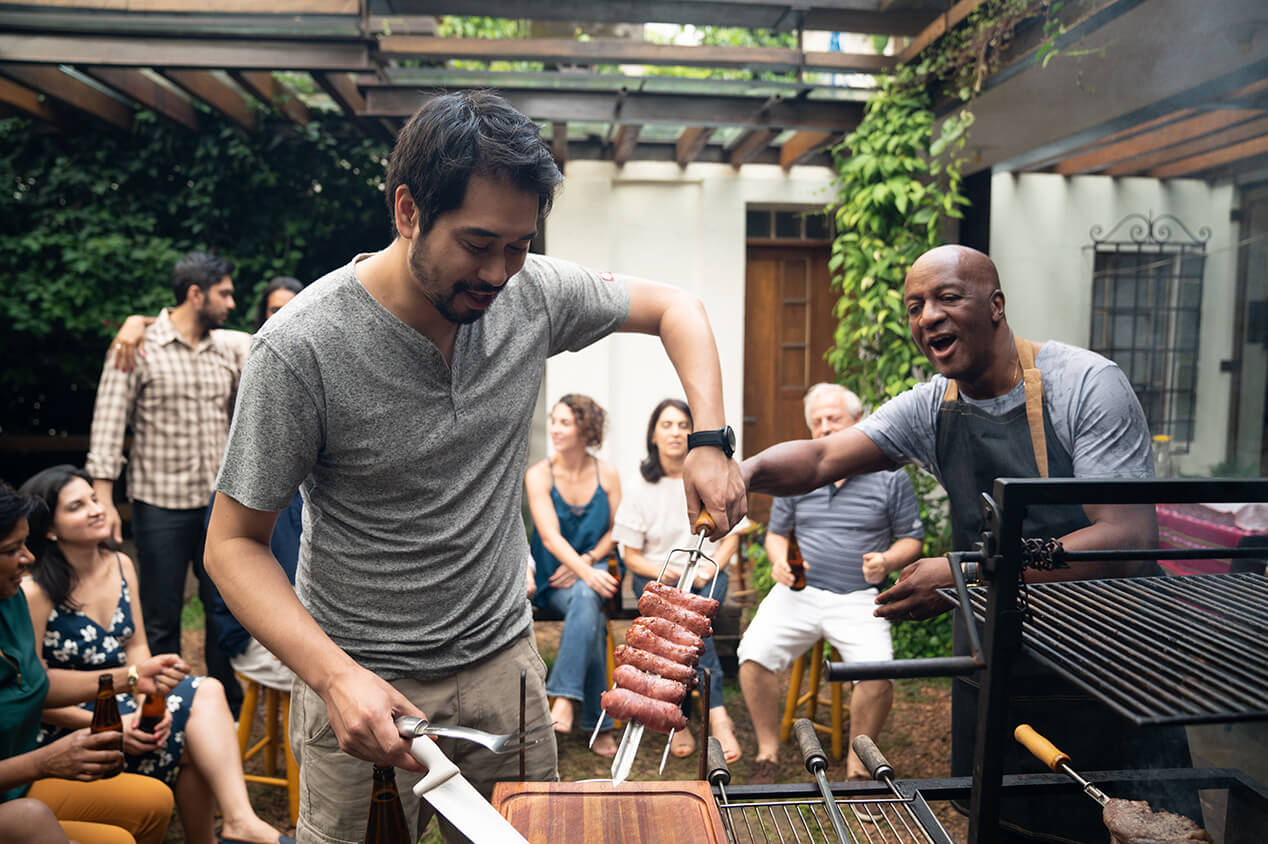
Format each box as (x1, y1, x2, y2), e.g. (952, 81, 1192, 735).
(778, 641, 848, 761)
(237, 674, 299, 826)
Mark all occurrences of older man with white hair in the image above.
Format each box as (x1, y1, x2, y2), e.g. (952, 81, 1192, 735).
(737, 383, 924, 784)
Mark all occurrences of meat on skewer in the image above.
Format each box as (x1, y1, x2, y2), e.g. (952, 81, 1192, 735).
(643, 580, 720, 617)
(613, 644, 696, 686)
(625, 625, 701, 667)
(628, 616, 704, 655)
(636, 592, 713, 638)
(612, 664, 687, 704)
(601, 688, 688, 734)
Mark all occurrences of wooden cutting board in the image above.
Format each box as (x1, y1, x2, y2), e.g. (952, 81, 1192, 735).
(492, 781, 728, 843)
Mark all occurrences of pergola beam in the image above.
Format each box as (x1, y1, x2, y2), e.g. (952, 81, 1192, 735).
(780, 130, 833, 169)
(1149, 134, 1268, 179)
(0, 63, 132, 128)
(81, 66, 200, 130)
(160, 69, 255, 132)
(551, 122, 568, 168)
(897, 0, 988, 64)
(0, 33, 370, 71)
(1054, 109, 1263, 175)
(0, 74, 66, 127)
(676, 126, 711, 167)
(377, 36, 896, 74)
(314, 71, 364, 118)
(230, 70, 311, 126)
(612, 124, 642, 166)
(362, 86, 863, 133)
(1104, 115, 1268, 176)
(730, 128, 778, 168)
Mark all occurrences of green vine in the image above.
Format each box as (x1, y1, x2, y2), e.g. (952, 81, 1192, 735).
(825, 0, 1056, 658)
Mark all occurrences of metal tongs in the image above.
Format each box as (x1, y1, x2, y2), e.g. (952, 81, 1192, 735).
(596, 511, 720, 786)
(395, 716, 549, 755)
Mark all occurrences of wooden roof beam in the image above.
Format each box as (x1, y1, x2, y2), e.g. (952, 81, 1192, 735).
(730, 128, 777, 169)
(551, 122, 568, 169)
(1104, 115, 1268, 176)
(160, 69, 256, 132)
(1055, 109, 1263, 175)
(676, 126, 711, 167)
(780, 130, 833, 170)
(314, 71, 363, 118)
(230, 70, 311, 126)
(376, 36, 896, 74)
(898, 0, 988, 65)
(80, 66, 199, 130)
(0, 74, 68, 128)
(612, 124, 642, 166)
(0, 33, 370, 71)
(0, 63, 131, 129)
(1149, 134, 1268, 179)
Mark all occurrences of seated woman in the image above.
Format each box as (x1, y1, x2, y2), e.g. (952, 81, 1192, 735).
(0, 479, 176, 844)
(525, 394, 622, 757)
(20, 466, 291, 844)
(613, 398, 743, 762)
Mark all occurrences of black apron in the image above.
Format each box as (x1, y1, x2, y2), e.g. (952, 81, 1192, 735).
(937, 338, 1194, 843)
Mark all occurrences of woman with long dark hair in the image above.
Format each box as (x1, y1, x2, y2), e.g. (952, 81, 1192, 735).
(0, 478, 175, 844)
(20, 466, 290, 844)
(612, 399, 743, 761)
(525, 394, 622, 757)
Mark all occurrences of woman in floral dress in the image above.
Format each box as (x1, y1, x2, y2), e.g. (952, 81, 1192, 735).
(21, 465, 289, 844)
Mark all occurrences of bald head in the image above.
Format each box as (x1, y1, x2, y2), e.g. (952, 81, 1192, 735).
(906, 245, 1000, 295)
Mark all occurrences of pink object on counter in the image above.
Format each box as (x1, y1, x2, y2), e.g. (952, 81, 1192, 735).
(1155, 503, 1268, 575)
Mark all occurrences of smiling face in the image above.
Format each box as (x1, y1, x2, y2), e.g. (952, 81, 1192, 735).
(405, 173, 539, 325)
(50, 477, 109, 549)
(0, 518, 34, 600)
(549, 403, 581, 453)
(653, 405, 692, 462)
(805, 390, 858, 439)
(904, 249, 1006, 387)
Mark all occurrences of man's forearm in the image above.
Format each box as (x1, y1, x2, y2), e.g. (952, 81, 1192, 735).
(1035, 503, 1159, 582)
(655, 293, 726, 429)
(885, 536, 924, 571)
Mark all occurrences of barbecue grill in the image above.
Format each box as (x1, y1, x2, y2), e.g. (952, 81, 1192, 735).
(801, 477, 1268, 844)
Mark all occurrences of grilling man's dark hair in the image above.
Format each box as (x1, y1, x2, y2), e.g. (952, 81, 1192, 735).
(171, 251, 234, 305)
(384, 90, 562, 236)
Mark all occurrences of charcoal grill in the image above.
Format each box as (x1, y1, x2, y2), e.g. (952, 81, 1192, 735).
(813, 477, 1268, 844)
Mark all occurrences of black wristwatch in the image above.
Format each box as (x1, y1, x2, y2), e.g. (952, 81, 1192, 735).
(687, 425, 736, 459)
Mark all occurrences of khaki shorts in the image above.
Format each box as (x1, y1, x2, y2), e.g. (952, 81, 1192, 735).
(290, 635, 558, 844)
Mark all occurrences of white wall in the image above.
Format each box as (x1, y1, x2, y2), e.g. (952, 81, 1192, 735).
(542, 160, 837, 485)
(990, 172, 1238, 475)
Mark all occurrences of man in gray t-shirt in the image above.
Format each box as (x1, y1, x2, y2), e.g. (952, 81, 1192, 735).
(205, 92, 746, 842)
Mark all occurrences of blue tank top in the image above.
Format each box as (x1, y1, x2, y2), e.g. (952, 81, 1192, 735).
(529, 458, 612, 601)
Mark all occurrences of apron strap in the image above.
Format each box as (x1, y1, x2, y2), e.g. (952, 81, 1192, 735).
(940, 336, 1048, 477)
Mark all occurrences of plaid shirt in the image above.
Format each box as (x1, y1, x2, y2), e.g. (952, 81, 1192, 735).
(86, 309, 251, 510)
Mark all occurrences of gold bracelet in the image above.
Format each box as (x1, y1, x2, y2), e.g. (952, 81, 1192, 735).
(127, 664, 140, 693)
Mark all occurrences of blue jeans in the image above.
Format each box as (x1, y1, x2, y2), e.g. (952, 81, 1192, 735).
(537, 565, 613, 732)
(632, 569, 729, 711)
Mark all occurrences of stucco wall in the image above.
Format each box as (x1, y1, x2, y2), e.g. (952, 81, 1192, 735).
(541, 160, 838, 486)
(990, 172, 1238, 475)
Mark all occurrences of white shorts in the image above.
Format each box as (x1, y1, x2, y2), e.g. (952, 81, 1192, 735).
(229, 638, 296, 693)
(736, 583, 892, 677)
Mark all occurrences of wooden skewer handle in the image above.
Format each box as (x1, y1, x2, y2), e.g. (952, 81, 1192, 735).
(694, 511, 716, 534)
(1014, 723, 1070, 772)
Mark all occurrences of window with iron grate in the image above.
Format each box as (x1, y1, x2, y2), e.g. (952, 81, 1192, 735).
(745, 208, 831, 241)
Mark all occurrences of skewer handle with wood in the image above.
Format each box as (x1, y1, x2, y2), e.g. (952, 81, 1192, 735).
(1014, 723, 1109, 807)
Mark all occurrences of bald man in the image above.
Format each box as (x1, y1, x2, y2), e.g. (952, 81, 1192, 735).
(742, 245, 1193, 841)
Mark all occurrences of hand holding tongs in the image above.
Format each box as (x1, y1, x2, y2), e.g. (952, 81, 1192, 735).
(395, 716, 549, 755)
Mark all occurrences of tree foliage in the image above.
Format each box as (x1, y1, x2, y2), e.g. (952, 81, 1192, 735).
(0, 109, 389, 436)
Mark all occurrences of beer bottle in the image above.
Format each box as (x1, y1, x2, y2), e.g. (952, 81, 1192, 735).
(787, 531, 807, 592)
(89, 673, 125, 777)
(605, 553, 622, 615)
(136, 690, 166, 734)
(365, 765, 411, 844)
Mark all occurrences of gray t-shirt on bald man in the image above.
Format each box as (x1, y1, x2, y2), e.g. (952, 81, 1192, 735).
(216, 253, 630, 679)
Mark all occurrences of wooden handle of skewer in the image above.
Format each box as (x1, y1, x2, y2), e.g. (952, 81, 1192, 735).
(694, 511, 715, 534)
(1014, 723, 1069, 772)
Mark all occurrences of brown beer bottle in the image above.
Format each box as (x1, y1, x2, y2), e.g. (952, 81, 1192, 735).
(135, 690, 166, 734)
(365, 765, 411, 844)
(787, 531, 807, 592)
(89, 673, 125, 777)
(605, 553, 622, 615)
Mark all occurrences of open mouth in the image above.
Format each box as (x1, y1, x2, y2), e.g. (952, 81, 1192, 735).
(927, 334, 957, 357)
(465, 290, 497, 310)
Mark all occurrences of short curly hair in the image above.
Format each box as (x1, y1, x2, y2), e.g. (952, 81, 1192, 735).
(556, 394, 606, 450)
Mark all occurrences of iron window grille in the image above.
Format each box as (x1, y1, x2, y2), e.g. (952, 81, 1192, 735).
(1088, 212, 1210, 451)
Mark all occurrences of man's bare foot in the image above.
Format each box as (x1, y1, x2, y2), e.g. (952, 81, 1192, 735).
(670, 727, 696, 758)
(710, 709, 743, 763)
(550, 697, 574, 734)
(591, 730, 617, 758)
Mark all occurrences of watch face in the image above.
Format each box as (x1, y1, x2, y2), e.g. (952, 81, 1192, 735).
(724, 426, 736, 451)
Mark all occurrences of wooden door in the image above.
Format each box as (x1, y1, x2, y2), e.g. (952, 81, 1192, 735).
(743, 245, 840, 523)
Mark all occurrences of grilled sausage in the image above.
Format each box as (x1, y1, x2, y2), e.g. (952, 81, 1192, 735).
(613, 645, 696, 686)
(636, 592, 713, 638)
(643, 580, 720, 618)
(601, 688, 688, 734)
(612, 664, 687, 704)
(629, 616, 704, 655)
(625, 625, 700, 667)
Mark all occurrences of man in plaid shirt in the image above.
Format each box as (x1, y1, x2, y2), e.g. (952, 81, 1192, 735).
(86, 251, 249, 707)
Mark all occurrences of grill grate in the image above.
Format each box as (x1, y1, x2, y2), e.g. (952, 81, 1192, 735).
(712, 785, 953, 844)
(954, 573, 1268, 726)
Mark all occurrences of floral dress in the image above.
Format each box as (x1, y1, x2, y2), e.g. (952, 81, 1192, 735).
(35, 555, 201, 785)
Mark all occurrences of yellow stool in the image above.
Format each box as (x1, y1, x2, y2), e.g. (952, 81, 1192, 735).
(778, 640, 848, 761)
(237, 674, 299, 826)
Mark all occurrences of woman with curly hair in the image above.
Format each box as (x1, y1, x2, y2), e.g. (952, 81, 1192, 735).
(525, 394, 622, 757)
(20, 466, 290, 844)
